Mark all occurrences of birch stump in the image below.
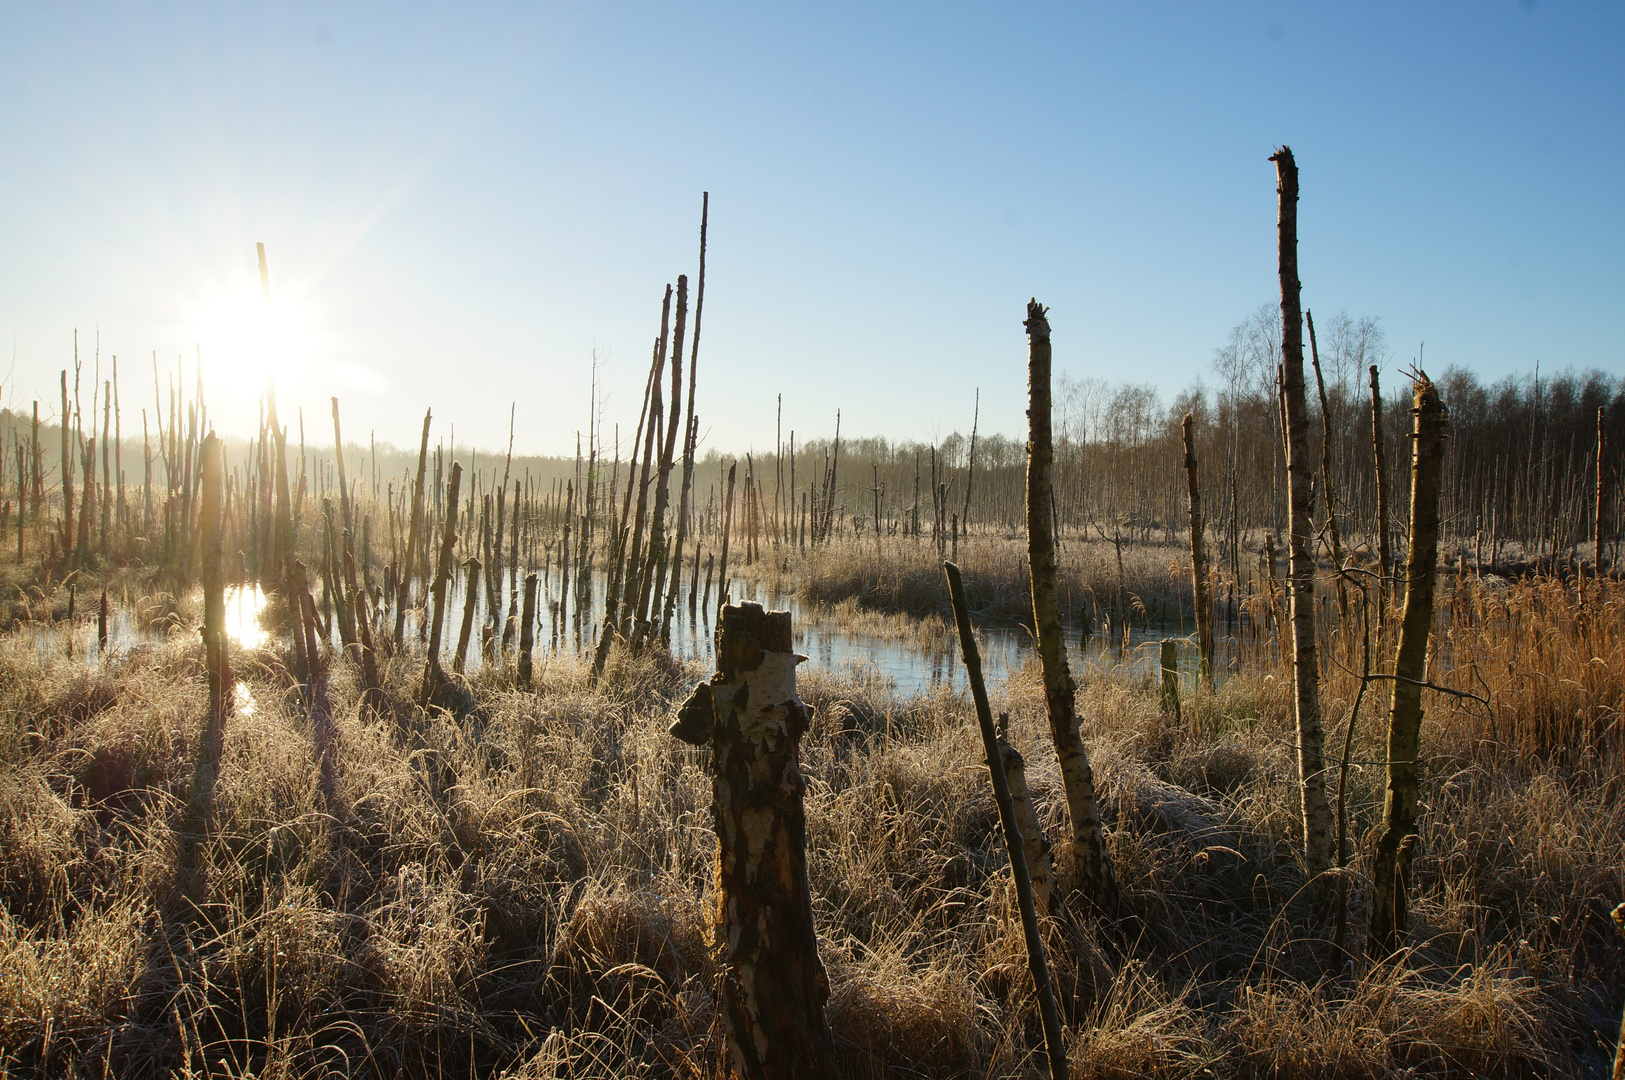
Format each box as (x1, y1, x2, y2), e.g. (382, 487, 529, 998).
(1368, 372, 1447, 959)
(669, 602, 837, 1080)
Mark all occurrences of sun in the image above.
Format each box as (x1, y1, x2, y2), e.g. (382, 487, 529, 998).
(192, 285, 317, 401)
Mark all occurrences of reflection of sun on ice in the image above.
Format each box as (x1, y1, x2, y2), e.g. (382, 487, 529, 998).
(193, 286, 315, 398)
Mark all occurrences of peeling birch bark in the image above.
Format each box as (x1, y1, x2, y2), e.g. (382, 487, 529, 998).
(670, 602, 837, 1080)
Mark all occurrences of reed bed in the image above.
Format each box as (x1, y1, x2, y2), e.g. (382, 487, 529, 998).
(740, 531, 1191, 631)
(0, 564, 1618, 1078)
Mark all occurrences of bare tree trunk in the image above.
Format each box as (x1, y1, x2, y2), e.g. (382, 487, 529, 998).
(638, 276, 688, 649)
(621, 290, 671, 637)
(396, 409, 431, 651)
(962, 388, 979, 535)
(1271, 146, 1334, 879)
(177, 431, 230, 907)
(1308, 310, 1349, 628)
(343, 530, 383, 717)
(60, 371, 73, 566)
(1370, 365, 1391, 615)
(420, 462, 463, 702)
(1183, 413, 1215, 688)
(1160, 639, 1182, 721)
(1598, 406, 1608, 573)
(330, 397, 352, 536)
(518, 572, 537, 689)
(453, 558, 480, 674)
(945, 563, 1066, 1080)
(1025, 299, 1118, 913)
(1367, 373, 1446, 959)
(669, 603, 838, 1080)
(716, 463, 737, 606)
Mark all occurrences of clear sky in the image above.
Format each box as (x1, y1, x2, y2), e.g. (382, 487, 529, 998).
(1, 2, 1620, 458)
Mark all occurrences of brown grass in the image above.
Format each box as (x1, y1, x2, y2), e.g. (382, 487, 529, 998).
(739, 531, 1192, 630)
(0, 567, 1620, 1078)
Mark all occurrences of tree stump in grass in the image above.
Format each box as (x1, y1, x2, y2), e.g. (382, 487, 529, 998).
(670, 602, 837, 1080)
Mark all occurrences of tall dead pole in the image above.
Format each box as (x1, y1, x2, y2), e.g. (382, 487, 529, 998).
(1370, 364, 1391, 613)
(1368, 373, 1447, 958)
(1025, 299, 1117, 913)
(946, 562, 1068, 1080)
(395, 409, 432, 651)
(1308, 309, 1349, 626)
(1271, 145, 1334, 880)
(1598, 406, 1608, 572)
(1183, 413, 1215, 689)
(420, 461, 463, 703)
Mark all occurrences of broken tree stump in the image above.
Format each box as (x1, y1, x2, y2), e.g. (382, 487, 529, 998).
(669, 602, 837, 1080)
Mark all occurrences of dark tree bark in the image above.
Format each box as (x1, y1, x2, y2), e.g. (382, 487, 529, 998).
(420, 461, 463, 702)
(1183, 413, 1215, 688)
(1370, 365, 1392, 615)
(518, 572, 538, 689)
(395, 409, 432, 651)
(1368, 373, 1447, 959)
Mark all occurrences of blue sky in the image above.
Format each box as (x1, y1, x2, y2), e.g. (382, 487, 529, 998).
(1, 2, 1620, 457)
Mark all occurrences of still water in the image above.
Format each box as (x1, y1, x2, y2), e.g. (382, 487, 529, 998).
(59, 566, 1234, 698)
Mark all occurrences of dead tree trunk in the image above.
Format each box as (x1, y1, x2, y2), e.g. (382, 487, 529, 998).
(1271, 145, 1334, 879)
(1368, 372, 1447, 959)
(331, 397, 352, 536)
(1370, 365, 1391, 615)
(518, 572, 538, 689)
(1025, 299, 1117, 914)
(177, 430, 231, 907)
(453, 558, 480, 674)
(716, 462, 737, 606)
(1308, 311, 1349, 627)
(1597, 406, 1608, 573)
(395, 409, 431, 651)
(420, 461, 463, 702)
(200, 432, 231, 724)
(668, 602, 838, 1080)
(637, 276, 688, 649)
(343, 530, 383, 717)
(1183, 413, 1215, 688)
(945, 563, 1066, 1080)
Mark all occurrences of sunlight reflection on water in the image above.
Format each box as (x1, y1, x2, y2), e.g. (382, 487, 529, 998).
(221, 586, 270, 649)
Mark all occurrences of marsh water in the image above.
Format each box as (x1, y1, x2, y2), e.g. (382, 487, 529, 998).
(57, 565, 1245, 698)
